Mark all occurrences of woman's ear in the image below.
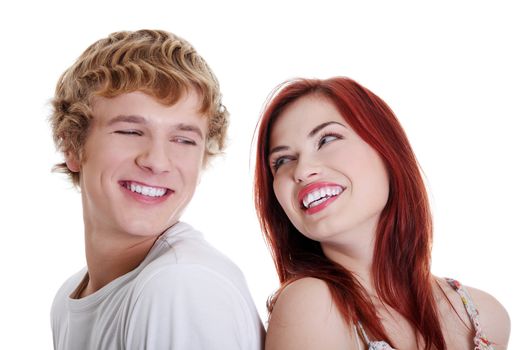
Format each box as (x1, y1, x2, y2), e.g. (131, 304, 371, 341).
(65, 151, 81, 172)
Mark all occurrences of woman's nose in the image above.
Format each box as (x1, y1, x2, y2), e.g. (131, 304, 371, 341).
(293, 156, 321, 183)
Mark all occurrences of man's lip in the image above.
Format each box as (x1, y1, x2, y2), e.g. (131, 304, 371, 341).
(119, 180, 173, 192)
(297, 181, 345, 204)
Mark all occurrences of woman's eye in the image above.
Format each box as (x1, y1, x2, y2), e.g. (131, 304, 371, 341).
(318, 134, 341, 149)
(271, 156, 292, 172)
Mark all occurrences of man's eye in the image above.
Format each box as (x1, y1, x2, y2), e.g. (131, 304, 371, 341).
(114, 130, 142, 136)
(172, 137, 197, 146)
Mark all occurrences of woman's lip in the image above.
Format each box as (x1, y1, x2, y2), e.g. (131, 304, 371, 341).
(304, 195, 340, 215)
(297, 181, 345, 204)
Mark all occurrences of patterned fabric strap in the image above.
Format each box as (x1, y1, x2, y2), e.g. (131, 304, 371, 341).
(445, 278, 495, 350)
(355, 321, 395, 350)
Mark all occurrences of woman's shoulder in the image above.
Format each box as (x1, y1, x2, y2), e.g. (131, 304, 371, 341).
(464, 283, 511, 348)
(278, 277, 333, 302)
(270, 277, 338, 325)
(266, 277, 356, 349)
(436, 277, 510, 348)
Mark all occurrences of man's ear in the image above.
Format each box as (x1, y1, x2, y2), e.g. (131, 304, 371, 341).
(65, 151, 81, 173)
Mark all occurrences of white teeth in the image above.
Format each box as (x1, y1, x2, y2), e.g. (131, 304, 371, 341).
(302, 186, 343, 209)
(126, 183, 167, 197)
(310, 196, 329, 208)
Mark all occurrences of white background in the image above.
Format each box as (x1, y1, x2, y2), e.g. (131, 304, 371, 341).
(1, 1, 523, 348)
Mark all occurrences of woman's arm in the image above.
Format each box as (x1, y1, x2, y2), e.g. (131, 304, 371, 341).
(266, 277, 357, 350)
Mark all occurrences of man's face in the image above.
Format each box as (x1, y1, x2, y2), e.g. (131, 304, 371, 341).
(66, 91, 207, 237)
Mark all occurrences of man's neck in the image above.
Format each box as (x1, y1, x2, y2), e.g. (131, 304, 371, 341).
(80, 227, 160, 297)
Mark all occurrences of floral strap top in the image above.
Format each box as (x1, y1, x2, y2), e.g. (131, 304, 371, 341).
(354, 278, 495, 350)
(445, 278, 495, 350)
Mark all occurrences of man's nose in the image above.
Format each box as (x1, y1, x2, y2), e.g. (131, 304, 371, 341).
(136, 139, 171, 174)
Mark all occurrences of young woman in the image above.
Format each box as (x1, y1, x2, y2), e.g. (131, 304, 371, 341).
(253, 77, 510, 349)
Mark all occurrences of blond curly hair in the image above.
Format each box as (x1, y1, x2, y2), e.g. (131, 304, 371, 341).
(50, 29, 228, 186)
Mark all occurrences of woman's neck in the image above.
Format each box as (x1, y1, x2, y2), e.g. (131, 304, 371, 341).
(320, 226, 377, 293)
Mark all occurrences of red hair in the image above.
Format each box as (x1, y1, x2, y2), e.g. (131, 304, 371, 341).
(254, 77, 445, 349)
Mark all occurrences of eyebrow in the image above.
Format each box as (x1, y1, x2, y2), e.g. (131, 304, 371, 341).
(107, 115, 146, 126)
(107, 114, 204, 139)
(308, 121, 345, 137)
(268, 121, 346, 156)
(175, 123, 204, 139)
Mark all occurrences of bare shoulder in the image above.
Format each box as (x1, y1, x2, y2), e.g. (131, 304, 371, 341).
(269, 277, 340, 326)
(438, 277, 510, 349)
(465, 284, 511, 348)
(266, 277, 356, 350)
(272, 277, 334, 315)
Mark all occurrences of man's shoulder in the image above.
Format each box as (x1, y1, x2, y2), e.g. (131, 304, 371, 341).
(149, 223, 245, 278)
(126, 258, 264, 349)
(128, 247, 262, 334)
(51, 268, 87, 320)
(136, 222, 249, 295)
(57, 267, 87, 291)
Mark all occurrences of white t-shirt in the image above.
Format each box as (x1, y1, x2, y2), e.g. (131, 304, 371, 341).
(51, 222, 265, 349)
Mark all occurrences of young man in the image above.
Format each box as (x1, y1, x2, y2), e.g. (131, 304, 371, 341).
(49, 29, 264, 349)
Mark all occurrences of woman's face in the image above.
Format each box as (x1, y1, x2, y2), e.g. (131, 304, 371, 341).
(268, 95, 390, 246)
